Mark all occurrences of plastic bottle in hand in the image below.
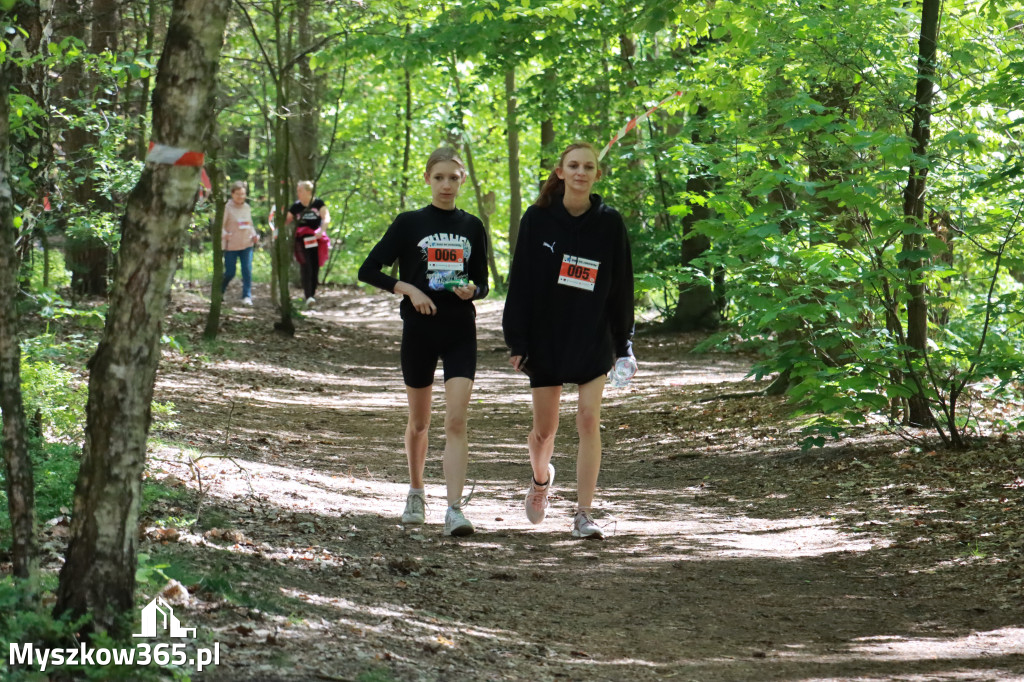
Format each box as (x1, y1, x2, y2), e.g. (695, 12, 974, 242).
(608, 355, 638, 388)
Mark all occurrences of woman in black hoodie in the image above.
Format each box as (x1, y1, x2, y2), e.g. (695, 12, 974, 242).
(502, 142, 635, 540)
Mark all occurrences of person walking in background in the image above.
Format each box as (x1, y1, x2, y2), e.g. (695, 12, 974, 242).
(285, 180, 330, 307)
(221, 180, 259, 305)
(358, 148, 490, 537)
(502, 141, 635, 540)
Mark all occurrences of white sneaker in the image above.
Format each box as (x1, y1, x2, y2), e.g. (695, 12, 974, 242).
(444, 506, 474, 537)
(524, 464, 554, 524)
(305, 297, 316, 307)
(571, 509, 604, 540)
(401, 491, 425, 524)
(242, 297, 253, 306)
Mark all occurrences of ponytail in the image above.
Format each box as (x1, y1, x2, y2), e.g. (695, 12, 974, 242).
(535, 170, 564, 208)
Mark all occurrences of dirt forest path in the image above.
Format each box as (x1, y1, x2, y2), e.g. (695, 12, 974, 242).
(146, 284, 1024, 682)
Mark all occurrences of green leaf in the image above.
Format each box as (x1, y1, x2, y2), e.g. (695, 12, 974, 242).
(896, 249, 933, 263)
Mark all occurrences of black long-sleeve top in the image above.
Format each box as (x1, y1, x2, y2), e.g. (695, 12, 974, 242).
(358, 204, 490, 319)
(502, 193, 634, 382)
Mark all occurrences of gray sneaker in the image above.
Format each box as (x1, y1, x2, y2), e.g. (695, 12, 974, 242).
(524, 464, 555, 524)
(444, 506, 474, 537)
(401, 491, 426, 524)
(571, 509, 604, 539)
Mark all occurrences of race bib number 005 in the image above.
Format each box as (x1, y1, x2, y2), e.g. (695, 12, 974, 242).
(427, 238, 465, 272)
(558, 255, 600, 291)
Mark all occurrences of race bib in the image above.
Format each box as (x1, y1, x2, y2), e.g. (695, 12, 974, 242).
(426, 238, 465, 272)
(303, 236, 318, 248)
(558, 255, 600, 291)
(238, 220, 252, 231)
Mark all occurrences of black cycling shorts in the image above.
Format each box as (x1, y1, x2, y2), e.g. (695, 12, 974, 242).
(401, 311, 477, 389)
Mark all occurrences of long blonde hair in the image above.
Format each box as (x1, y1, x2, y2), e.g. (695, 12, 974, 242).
(535, 142, 600, 208)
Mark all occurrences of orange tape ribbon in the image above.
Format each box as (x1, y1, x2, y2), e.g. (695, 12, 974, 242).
(146, 141, 205, 167)
(598, 91, 684, 161)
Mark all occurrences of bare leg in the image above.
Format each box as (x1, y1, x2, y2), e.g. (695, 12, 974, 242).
(442, 377, 474, 505)
(404, 385, 432, 488)
(575, 375, 606, 510)
(529, 386, 562, 484)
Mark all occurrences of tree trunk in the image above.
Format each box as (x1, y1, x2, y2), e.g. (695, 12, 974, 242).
(399, 46, 413, 213)
(460, 137, 502, 289)
(448, 56, 501, 289)
(289, 0, 319, 182)
(134, 0, 160, 160)
(12, 0, 55, 293)
(55, 0, 231, 634)
(271, 1, 296, 334)
(0, 51, 38, 591)
(539, 68, 556, 188)
(673, 178, 716, 329)
(901, 0, 941, 427)
(272, 95, 295, 335)
(671, 106, 719, 331)
(204, 136, 225, 340)
(390, 46, 414, 280)
(505, 67, 522, 254)
(66, 0, 121, 297)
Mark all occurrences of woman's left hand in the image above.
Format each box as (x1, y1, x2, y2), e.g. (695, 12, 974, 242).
(452, 283, 477, 300)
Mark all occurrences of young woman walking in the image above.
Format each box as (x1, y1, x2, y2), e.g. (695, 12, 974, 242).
(502, 142, 635, 539)
(359, 148, 489, 536)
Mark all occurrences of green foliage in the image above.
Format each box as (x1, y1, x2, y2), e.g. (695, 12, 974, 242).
(6, 0, 1024, 450)
(356, 667, 399, 682)
(0, 443, 80, 549)
(17, 361, 87, 443)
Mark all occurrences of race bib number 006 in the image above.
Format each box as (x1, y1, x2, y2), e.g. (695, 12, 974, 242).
(558, 255, 600, 291)
(427, 238, 465, 272)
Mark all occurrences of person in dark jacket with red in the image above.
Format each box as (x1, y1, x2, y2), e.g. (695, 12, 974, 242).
(285, 180, 330, 307)
(502, 141, 635, 540)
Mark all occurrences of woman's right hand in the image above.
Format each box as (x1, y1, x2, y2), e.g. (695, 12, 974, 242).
(406, 287, 437, 316)
(393, 282, 437, 315)
(510, 355, 524, 371)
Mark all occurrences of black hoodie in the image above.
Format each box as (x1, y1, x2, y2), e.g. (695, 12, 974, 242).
(359, 204, 489, 320)
(502, 193, 634, 383)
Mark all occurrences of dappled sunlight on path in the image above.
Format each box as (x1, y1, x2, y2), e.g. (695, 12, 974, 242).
(144, 287, 1024, 681)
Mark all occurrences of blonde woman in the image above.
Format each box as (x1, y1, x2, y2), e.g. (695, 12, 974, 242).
(284, 180, 330, 306)
(358, 148, 490, 536)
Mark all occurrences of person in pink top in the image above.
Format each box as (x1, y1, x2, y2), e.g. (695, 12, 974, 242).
(221, 181, 260, 305)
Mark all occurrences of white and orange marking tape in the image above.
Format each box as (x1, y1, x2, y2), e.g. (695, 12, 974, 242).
(146, 141, 205, 167)
(598, 90, 685, 161)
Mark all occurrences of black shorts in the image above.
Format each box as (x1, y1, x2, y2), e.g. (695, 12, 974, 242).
(527, 370, 606, 389)
(401, 311, 477, 389)
(519, 354, 609, 389)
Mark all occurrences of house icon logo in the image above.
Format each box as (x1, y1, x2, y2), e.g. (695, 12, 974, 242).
(133, 597, 197, 639)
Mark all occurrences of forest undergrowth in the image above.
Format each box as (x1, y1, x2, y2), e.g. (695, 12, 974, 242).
(9, 283, 1024, 681)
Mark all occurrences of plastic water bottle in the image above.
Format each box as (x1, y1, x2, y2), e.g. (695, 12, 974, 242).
(608, 355, 638, 388)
